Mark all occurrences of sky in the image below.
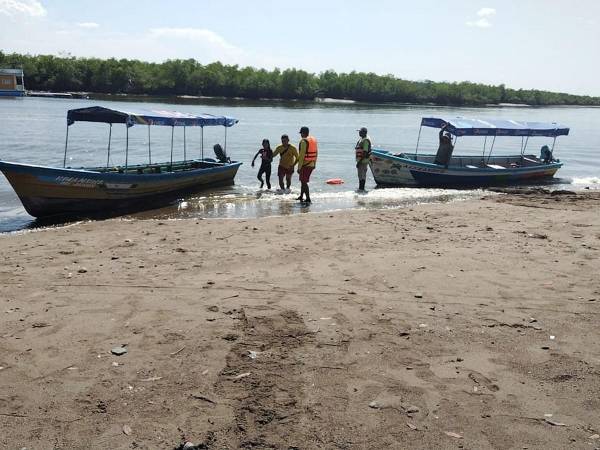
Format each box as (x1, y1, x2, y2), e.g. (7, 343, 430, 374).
(1, 0, 599, 96)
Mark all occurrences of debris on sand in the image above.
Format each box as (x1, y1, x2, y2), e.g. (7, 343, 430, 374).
(445, 431, 463, 439)
(111, 346, 128, 356)
(233, 372, 251, 381)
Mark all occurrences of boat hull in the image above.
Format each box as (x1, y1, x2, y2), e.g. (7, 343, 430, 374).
(370, 150, 562, 187)
(0, 160, 242, 218)
(0, 90, 25, 97)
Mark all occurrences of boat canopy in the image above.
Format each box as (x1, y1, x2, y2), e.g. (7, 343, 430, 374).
(421, 117, 569, 137)
(67, 106, 239, 128)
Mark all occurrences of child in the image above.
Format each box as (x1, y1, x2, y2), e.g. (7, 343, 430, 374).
(251, 139, 273, 189)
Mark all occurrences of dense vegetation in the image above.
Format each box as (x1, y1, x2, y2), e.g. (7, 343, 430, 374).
(2, 51, 599, 106)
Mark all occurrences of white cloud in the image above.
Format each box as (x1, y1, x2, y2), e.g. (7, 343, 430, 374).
(477, 8, 496, 17)
(0, 0, 46, 17)
(77, 22, 100, 29)
(148, 28, 237, 51)
(143, 27, 266, 66)
(467, 7, 496, 28)
(467, 18, 492, 28)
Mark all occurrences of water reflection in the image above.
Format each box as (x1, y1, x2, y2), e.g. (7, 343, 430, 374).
(124, 185, 485, 222)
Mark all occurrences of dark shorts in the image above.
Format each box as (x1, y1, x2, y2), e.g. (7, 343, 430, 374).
(278, 165, 294, 177)
(299, 166, 314, 183)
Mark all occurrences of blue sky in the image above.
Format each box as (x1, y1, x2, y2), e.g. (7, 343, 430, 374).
(1, 0, 599, 95)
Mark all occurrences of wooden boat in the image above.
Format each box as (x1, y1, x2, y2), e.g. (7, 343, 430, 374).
(0, 106, 242, 218)
(370, 117, 569, 187)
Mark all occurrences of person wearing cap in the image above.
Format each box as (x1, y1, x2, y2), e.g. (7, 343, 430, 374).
(434, 123, 454, 167)
(272, 134, 298, 192)
(297, 126, 318, 203)
(355, 127, 372, 192)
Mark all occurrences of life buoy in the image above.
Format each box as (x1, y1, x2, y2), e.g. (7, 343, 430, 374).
(326, 178, 344, 185)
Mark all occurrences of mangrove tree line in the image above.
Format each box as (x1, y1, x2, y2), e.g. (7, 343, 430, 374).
(1, 51, 598, 106)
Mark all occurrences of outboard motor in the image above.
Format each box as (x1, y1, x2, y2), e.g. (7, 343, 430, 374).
(213, 143, 230, 163)
(540, 145, 553, 163)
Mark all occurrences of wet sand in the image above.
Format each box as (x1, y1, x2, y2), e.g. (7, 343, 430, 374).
(1, 190, 600, 449)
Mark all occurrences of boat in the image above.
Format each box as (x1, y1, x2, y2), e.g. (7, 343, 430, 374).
(0, 106, 242, 218)
(0, 68, 25, 97)
(370, 117, 569, 187)
(27, 91, 90, 99)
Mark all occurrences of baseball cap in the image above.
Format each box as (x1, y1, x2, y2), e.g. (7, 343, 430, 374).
(299, 126, 309, 134)
(358, 127, 368, 133)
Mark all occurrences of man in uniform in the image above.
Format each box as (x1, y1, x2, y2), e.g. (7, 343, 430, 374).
(355, 126, 372, 192)
(272, 134, 298, 192)
(297, 126, 318, 204)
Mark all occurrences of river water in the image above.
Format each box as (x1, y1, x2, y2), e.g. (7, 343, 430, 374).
(0, 97, 598, 232)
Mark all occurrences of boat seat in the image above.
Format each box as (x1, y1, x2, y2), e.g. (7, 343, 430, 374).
(523, 157, 539, 164)
(465, 165, 478, 169)
(486, 164, 506, 169)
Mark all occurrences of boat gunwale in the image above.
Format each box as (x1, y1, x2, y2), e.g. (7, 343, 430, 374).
(370, 149, 563, 173)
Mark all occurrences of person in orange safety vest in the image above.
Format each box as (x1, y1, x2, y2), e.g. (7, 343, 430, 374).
(297, 126, 317, 204)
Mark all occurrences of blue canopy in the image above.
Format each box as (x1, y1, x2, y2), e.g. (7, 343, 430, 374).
(67, 106, 239, 128)
(421, 117, 569, 137)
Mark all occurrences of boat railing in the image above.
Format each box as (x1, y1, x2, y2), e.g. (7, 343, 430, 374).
(88, 159, 230, 174)
(390, 151, 548, 169)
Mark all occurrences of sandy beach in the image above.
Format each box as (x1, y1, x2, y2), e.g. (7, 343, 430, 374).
(1, 189, 600, 449)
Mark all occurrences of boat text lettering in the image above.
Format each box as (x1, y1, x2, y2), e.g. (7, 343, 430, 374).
(55, 176, 102, 187)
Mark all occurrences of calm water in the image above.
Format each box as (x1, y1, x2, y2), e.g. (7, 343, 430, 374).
(0, 97, 599, 232)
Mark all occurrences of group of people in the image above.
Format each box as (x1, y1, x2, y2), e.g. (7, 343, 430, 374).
(252, 126, 372, 203)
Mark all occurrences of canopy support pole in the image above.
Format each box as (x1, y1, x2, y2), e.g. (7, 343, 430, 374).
(482, 136, 487, 161)
(125, 125, 129, 170)
(486, 135, 496, 163)
(521, 135, 530, 157)
(170, 125, 174, 171)
(148, 125, 152, 165)
(183, 125, 187, 161)
(551, 136, 557, 152)
(63, 125, 70, 168)
(201, 126, 204, 160)
(106, 124, 112, 168)
(414, 125, 423, 161)
(224, 126, 228, 155)
(520, 136, 524, 154)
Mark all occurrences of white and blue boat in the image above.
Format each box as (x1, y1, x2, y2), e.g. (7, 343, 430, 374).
(370, 117, 569, 187)
(0, 106, 242, 218)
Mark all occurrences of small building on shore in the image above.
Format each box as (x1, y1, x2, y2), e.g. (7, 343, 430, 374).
(0, 68, 25, 97)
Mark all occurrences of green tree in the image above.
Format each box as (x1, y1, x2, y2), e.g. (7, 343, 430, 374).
(3, 51, 598, 106)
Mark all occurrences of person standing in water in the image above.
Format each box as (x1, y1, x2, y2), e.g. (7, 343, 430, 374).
(297, 126, 317, 203)
(272, 134, 298, 192)
(355, 126, 372, 192)
(251, 139, 273, 189)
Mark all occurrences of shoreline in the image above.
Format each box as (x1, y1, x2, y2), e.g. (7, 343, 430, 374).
(1, 190, 600, 448)
(2, 185, 598, 235)
(20, 92, 600, 109)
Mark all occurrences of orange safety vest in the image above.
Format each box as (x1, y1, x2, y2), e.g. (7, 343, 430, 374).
(302, 136, 318, 163)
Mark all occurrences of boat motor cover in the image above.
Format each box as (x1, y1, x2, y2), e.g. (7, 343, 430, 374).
(213, 144, 229, 163)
